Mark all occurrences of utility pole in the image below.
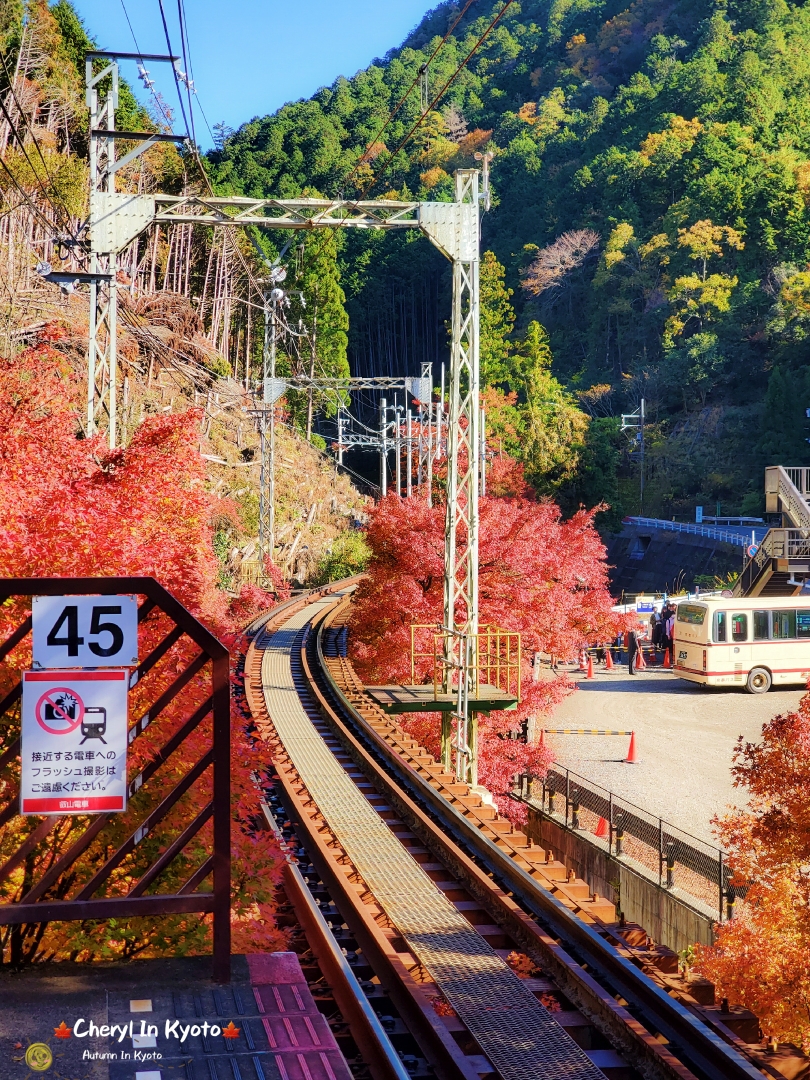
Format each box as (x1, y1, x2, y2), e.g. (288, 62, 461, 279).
(379, 397, 388, 497)
(395, 406, 402, 496)
(84, 51, 184, 447)
(621, 397, 646, 516)
(406, 410, 413, 498)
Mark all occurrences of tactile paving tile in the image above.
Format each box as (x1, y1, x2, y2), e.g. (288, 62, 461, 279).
(260, 602, 607, 1080)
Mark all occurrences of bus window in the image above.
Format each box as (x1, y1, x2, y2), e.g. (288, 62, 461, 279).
(753, 611, 770, 640)
(772, 610, 796, 639)
(731, 614, 748, 642)
(714, 611, 727, 642)
(677, 604, 707, 625)
(798, 612, 810, 638)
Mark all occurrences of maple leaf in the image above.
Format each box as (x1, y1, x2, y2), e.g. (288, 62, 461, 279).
(53, 1022, 72, 1038)
(348, 470, 619, 813)
(221, 1021, 240, 1039)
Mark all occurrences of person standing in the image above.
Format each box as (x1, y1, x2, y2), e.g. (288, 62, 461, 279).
(666, 607, 676, 664)
(627, 628, 639, 674)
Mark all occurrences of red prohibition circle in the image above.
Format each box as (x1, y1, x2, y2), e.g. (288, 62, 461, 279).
(35, 687, 84, 735)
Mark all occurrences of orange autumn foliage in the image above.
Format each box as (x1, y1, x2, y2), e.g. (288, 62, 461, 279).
(696, 695, 810, 1050)
(0, 328, 285, 962)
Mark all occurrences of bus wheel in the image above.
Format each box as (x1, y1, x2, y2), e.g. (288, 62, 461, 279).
(746, 667, 772, 694)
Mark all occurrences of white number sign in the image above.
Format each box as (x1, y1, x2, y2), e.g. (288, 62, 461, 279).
(32, 596, 138, 669)
(21, 670, 128, 815)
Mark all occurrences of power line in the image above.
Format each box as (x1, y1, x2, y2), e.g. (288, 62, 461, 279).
(338, 0, 478, 195)
(367, 0, 515, 195)
(291, 0, 512, 285)
(156, 0, 192, 141)
(175, 0, 196, 148)
(0, 51, 76, 236)
(178, 0, 215, 146)
(0, 152, 62, 235)
(119, 0, 175, 130)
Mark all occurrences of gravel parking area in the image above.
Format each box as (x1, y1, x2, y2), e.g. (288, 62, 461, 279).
(542, 668, 805, 843)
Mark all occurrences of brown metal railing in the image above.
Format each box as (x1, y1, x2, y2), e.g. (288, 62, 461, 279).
(0, 577, 231, 979)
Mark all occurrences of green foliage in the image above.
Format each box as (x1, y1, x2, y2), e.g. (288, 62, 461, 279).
(207, 0, 810, 518)
(311, 529, 371, 585)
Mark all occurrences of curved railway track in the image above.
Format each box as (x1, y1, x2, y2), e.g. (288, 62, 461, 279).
(243, 585, 772, 1080)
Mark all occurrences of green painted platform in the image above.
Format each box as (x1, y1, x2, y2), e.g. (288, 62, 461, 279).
(364, 684, 518, 714)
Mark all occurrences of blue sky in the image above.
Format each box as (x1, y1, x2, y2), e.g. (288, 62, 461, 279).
(72, 0, 432, 148)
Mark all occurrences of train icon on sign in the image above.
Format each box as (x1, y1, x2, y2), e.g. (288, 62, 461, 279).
(80, 707, 107, 744)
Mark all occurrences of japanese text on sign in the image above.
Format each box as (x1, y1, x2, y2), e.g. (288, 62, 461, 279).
(21, 670, 129, 815)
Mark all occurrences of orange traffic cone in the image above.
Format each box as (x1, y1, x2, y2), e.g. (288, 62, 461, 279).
(586, 654, 594, 679)
(663, 649, 671, 669)
(605, 649, 614, 671)
(579, 649, 587, 672)
(539, 728, 546, 748)
(625, 731, 637, 764)
(635, 646, 646, 670)
(595, 816, 608, 838)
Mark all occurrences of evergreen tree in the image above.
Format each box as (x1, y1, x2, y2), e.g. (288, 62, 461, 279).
(286, 229, 349, 442)
(480, 250, 515, 388)
(757, 365, 810, 467)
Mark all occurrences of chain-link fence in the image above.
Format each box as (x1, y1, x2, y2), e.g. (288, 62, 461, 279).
(514, 767, 735, 922)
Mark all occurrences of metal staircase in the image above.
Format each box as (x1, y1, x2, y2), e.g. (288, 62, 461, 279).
(735, 467, 810, 596)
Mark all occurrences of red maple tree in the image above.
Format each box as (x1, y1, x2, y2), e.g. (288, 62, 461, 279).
(695, 696, 810, 1050)
(349, 457, 617, 815)
(0, 330, 286, 961)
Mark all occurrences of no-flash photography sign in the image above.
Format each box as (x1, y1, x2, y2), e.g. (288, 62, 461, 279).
(21, 670, 128, 815)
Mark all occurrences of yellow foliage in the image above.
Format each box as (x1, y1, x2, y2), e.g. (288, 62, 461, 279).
(794, 161, 810, 204)
(677, 220, 744, 267)
(639, 116, 703, 162)
(517, 102, 538, 124)
(780, 271, 810, 315)
(420, 167, 449, 191)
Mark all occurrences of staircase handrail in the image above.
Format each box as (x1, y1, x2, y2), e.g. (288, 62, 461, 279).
(766, 466, 810, 532)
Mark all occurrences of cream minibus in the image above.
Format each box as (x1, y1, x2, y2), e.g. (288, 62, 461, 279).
(673, 596, 810, 693)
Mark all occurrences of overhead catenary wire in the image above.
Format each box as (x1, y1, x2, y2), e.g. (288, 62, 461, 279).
(0, 50, 78, 238)
(291, 0, 513, 288)
(156, 0, 192, 141)
(119, 0, 175, 130)
(337, 0, 478, 195)
(366, 0, 515, 195)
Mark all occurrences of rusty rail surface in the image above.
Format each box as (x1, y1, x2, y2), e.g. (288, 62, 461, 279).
(245, 587, 785, 1080)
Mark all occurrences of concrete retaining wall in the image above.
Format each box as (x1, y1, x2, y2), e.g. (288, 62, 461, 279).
(527, 808, 716, 953)
(606, 522, 742, 596)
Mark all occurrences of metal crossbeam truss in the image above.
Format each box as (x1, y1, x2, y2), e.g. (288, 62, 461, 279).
(82, 55, 481, 782)
(152, 194, 421, 230)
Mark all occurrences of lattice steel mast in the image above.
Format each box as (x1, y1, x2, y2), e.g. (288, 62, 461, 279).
(79, 54, 484, 779)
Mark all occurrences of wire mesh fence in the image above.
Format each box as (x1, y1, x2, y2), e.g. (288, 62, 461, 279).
(516, 766, 734, 922)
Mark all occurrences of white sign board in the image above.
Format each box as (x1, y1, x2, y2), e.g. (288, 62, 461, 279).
(21, 670, 128, 815)
(32, 596, 138, 669)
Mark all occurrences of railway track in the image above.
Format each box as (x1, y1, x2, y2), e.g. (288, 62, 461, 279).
(243, 585, 772, 1080)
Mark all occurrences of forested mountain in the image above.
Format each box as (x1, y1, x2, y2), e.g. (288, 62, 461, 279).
(210, 0, 810, 523)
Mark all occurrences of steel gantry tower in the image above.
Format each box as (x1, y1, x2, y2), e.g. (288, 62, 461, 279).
(77, 52, 483, 781)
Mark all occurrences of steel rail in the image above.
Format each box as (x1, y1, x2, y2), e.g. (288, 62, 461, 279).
(253, 597, 667, 1080)
(308, 598, 765, 1080)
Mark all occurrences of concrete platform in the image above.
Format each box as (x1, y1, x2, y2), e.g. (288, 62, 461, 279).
(0, 952, 351, 1080)
(364, 683, 518, 713)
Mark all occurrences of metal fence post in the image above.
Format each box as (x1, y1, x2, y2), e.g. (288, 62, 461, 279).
(718, 851, 724, 923)
(658, 819, 663, 887)
(565, 770, 570, 828)
(608, 793, 613, 855)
